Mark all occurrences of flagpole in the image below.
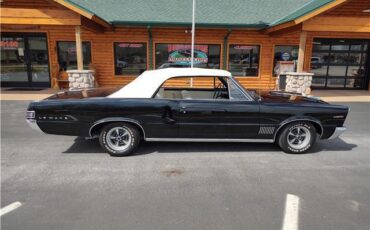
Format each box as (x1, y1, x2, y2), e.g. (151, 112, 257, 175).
(191, 0, 195, 68)
(190, 0, 195, 87)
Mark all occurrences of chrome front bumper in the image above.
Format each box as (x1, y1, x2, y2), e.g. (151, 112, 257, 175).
(328, 127, 346, 140)
(26, 119, 43, 133)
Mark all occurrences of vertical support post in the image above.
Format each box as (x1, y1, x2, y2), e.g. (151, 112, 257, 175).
(147, 26, 153, 70)
(75, 25, 83, 70)
(223, 29, 232, 70)
(297, 31, 307, 72)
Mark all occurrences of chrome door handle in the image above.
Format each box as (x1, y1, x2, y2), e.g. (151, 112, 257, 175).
(180, 106, 187, 114)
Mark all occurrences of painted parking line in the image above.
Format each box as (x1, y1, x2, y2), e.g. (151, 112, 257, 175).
(0, 202, 22, 216)
(282, 194, 300, 230)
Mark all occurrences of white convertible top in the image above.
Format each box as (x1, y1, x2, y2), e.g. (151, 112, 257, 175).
(108, 68, 232, 98)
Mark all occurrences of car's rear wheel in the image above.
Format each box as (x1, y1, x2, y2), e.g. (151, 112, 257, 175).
(277, 122, 317, 154)
(99, 122, 140, 156)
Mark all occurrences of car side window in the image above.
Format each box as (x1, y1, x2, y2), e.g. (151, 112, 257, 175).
(154, 76, 229, 100)
(227, 78, 249, 100)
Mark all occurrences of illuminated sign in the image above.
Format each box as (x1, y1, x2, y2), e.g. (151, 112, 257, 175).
(167, 44, 208, 64)
(0, 41, 19, 49)
(118, 43, 143, 48)
(233, 45, 255, 50)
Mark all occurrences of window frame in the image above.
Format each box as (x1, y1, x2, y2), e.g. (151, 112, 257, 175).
(154, 42, 222, 70)
(113, 41, 149, 77)
(227, 43, 262, 78)
(56, 40, 92, 71)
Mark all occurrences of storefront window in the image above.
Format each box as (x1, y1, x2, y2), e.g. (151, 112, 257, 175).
(57, 41, 91, 71)
(273, 45, 299, 75)
(310, 38, 369, 89)
(114, 43, 147, 75)
(228, 45, 260, 76)
(155, 44, 220, 69)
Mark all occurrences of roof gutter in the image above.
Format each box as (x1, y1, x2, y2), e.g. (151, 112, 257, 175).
(110, 21, 267, 29)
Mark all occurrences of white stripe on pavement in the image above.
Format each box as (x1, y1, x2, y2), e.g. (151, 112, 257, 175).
(0, 202, 22, 216)
(282, 194, 300, 230)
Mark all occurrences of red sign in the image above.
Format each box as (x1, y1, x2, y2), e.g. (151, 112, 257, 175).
(167, 44, 208, 53)
(0, 41, 19, 49)
(118, 43, 143, 48)
(234, 45, 255, 50)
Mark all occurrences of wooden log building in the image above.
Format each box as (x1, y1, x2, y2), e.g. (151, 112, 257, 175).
(1, 0, 370, 90)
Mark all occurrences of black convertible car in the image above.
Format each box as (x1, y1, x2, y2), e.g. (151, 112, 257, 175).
(26, 68, 348, 156)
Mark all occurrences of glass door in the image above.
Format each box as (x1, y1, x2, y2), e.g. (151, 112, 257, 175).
(1, 33, 50, 88)
(310, 38, 369, 89)
(28, 36, 50, 87)
(0, 35, 29, 86)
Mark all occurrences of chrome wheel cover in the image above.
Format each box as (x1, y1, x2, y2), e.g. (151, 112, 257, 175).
(106, 127, 132, 151)
(287, 126, 311, 149)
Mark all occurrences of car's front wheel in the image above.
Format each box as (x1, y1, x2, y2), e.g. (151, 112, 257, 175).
(277, 122, 317, 154)
(99, 122, 140, 156)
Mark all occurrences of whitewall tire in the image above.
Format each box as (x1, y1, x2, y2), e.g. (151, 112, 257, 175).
(99, 122, 140, 156)
(278, 122, 317, 154)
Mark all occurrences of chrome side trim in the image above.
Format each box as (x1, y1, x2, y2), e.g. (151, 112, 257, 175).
(273, 118, 324, 141)
(89, 117, 146, 138)
(145, 138, 274, 143)
(328, 127, 346, 140)
(26, 119, 43, 133)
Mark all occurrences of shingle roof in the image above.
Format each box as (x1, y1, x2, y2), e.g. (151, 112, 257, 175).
(65, 0, 338, 28)
(270, 0, 335, 26)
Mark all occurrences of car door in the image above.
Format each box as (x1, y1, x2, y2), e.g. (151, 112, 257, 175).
(135, 98, 181, 138)
(176, 78, 260, 139)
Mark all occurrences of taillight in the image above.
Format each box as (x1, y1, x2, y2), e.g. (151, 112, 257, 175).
(26, 111, 35, 119)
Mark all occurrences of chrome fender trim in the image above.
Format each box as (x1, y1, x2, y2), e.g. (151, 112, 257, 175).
(328, 127, 346, 140)
(89, 117, 146, 138)
(273, 118, 324, 141)
(26, 119, 43, 133)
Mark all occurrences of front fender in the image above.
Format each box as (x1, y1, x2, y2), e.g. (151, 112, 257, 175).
(273, 116, 324, 141)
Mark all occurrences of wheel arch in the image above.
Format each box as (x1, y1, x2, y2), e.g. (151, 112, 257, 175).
(89, 117, 146, 139)
(273, 117, 323, 141)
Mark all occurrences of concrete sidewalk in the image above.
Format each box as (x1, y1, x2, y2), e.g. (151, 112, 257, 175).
(1, 88, 369, 102)
(311, 90, 370, 102)
(1, 88, 57, 101)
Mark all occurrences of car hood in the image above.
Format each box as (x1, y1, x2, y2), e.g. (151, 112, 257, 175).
(256, 90, 327, 104)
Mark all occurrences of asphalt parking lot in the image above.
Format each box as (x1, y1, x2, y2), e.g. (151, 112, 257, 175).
(1, 100, 369, 230)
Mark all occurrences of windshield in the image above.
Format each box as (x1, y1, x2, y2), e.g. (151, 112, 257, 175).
(232, 77, 260, 100)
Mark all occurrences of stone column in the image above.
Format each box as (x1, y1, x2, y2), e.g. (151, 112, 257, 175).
(285, 72, 314, 95)
(67, 70, 95, 90)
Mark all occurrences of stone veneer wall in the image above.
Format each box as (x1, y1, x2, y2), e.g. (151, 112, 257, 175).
(67, 70, 95, 90)
(285, 72, 314, 95)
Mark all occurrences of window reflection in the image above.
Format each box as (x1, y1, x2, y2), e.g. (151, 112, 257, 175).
(57, 41, 91, 71)
(310, 38, 369, 89)
(155, 44, 220, 69)
(114, 43, 147, 75)
(273, 45, 299, 75)
(228, 45, 260, 76)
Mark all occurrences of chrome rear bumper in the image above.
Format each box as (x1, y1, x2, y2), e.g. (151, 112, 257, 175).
(328, 127, 346, 140)
(26, 119, 43, 133)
